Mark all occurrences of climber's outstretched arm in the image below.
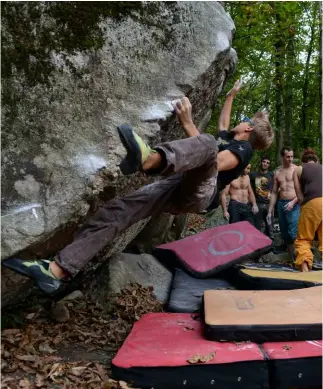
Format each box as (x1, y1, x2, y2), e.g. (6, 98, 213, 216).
(217, 79, 241, 133)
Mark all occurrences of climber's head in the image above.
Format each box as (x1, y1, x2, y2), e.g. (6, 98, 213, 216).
(232, 112, 274, 150)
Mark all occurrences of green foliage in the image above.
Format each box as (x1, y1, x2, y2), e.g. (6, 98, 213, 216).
(207, 1, 321, 169)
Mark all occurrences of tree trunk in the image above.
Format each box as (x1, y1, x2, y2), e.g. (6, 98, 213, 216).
(318, 2, 322, 149)
(273, 4, 285, 165)
(284, 31, 295, 146)
(301, 5, 317, 135)
(263, 82, 271, 111)
(275, 68, 284, 166)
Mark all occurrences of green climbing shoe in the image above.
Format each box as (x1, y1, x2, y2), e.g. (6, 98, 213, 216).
(2, 257, 62, 295)
(117, 124, 155, 175)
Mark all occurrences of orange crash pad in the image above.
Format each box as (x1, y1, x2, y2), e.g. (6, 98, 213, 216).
(203, 286, 322, 342)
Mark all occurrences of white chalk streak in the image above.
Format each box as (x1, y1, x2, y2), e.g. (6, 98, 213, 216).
(2, 203, 42, 218)
(73, 154, 107, 174)
(141, 102, 175, 121)
(32, 208, 39, 221)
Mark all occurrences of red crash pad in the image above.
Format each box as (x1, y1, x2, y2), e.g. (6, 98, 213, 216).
(153, 221, 272, 278)
(263, 340, 322, 389)
(112, 313, 268, 389)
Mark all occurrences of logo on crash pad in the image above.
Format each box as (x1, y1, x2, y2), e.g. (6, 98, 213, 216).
(208, 230, 247, 256)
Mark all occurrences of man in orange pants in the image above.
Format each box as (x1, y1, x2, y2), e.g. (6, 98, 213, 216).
(293, 148, 322, 272)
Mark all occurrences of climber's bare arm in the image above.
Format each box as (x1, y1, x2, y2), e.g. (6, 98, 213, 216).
(217, 80, 241, 133)
(268, 174, 279, 214)
(173, 97, 199, 137)
(172, 92, 240, 171)
(217, 150, 239, 171)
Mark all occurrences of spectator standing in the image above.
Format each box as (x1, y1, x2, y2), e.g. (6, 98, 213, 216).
(250, 156, 274, 237)
(293, 148, 322, 272)
(221, 164, 259, 224)
(267, 147, 300, 261)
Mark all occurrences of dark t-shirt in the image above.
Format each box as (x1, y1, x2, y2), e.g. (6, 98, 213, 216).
(216, 130, 253, 190)
(249, 171, 274, 204)
(301, 163, 322, 205)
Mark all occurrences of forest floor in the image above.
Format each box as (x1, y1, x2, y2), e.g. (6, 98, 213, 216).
(2, 283, 163, 389)
(2, 211, 313, 389)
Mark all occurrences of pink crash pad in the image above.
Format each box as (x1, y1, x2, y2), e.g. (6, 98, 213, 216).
(263, 340, 322, 389)
(153, 221, 272, 278)
(112, 313, 268, 389)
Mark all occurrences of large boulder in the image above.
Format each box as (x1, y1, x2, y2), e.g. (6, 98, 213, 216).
(1, 2, 236, 304)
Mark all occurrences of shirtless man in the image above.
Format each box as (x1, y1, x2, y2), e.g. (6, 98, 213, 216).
(267, 147, 300, 259)
(221, 164, 259, 224)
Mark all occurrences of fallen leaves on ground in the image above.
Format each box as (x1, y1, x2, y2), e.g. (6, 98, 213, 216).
(187, 352, 216, 364)
(114, 283, 163, 323)
(186, 214, 207, 234)
(2, 284, 161, 388)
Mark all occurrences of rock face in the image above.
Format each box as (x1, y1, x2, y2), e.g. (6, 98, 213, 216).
(87, 253, 173, 309)
(1, 2, 236, 303)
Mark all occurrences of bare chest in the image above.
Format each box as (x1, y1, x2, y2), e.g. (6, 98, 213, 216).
(231, 176, 249, 190)
(277, 169, 294, 188)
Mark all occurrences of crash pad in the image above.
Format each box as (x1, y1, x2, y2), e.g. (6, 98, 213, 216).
(263, 340, 322, 389)
(167, 269, 236, 313)
(153, 221, 272, 278)
(233, 264, 322, 290)
(239, 263, 296, 272)
(204, 286, 322, 342)
(238, 268, 322, 290)
(112, 313, 269, 389)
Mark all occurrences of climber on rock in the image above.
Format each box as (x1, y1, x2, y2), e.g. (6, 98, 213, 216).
(3, 80, 274, 294)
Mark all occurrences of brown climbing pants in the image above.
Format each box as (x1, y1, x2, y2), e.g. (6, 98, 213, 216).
(56, 134, 218, 276)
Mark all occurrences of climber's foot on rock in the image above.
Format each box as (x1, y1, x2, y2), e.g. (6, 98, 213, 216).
(2, 258, 63, 295)
(117, 124, 157, 175)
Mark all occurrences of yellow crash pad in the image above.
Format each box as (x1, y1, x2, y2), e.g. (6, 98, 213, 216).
(241, 268, 322, 284)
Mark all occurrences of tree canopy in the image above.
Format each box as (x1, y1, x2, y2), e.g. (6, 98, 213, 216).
(208, 1, 322, 168)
